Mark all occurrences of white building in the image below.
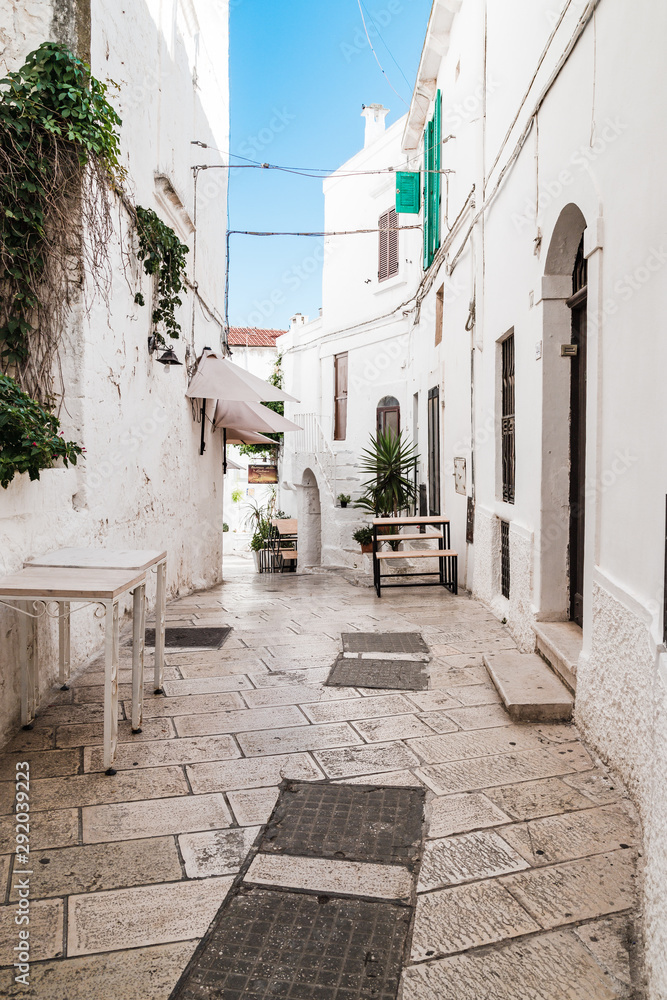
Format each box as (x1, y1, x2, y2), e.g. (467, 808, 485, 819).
(0, 0, 229, 744)
(223, 326, 285, 541)
(281, 0, 667, 992)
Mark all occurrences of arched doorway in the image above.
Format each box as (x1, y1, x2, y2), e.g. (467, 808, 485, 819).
(376, 396, 400, 437)
(298, 468, 321, 568)
(540, 204, 588, 621)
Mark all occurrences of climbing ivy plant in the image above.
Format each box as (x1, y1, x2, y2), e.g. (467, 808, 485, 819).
(0, 374, 83, 489)
(135, 206, 189, 346)
(0, 41, 123, 402)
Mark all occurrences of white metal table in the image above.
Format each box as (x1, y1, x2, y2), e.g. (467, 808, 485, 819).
(25, 548, 168, 694)
(0, 566, 146, 774)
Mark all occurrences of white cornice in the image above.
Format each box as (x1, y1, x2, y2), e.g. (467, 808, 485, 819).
(402, 0, 462, 152)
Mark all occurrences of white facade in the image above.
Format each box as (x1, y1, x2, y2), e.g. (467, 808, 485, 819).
(281, 0, 667, 992)
(0, 0, 229, 745)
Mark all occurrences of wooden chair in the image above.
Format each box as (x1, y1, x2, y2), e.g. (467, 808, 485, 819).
(270, 518, 298, 572)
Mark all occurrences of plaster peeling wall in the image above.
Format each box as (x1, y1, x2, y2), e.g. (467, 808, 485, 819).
(0, 0, 229, 748)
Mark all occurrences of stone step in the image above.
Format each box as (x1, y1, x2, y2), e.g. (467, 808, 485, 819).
(483, 650, 574, 722)
(533, 622, 582, 694)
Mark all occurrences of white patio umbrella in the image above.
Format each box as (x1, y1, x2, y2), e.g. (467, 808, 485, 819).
(213, 399, 303, 435)
(185, 352, 298, 403)
(225, 457, 242, 471)
(225, 427, 276, 445)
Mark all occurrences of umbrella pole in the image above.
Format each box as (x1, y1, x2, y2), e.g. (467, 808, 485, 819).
(200, 399, 206, 455)
(223, 427, 227, 474)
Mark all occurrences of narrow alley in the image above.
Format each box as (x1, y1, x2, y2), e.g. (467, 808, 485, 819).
(0, 559, 641, 998)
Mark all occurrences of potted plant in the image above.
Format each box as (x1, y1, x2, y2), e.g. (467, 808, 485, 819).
(353, 526, 374, 553)
(337, 493, 351, 508)
(353, 429, 419, 518)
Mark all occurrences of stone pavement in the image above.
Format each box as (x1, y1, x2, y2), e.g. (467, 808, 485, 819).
(0, 557, 643, 998)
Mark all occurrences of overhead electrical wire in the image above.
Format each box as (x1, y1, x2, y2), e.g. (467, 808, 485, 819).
(356, 0, 409, 106)
(359, 0, 413, 91)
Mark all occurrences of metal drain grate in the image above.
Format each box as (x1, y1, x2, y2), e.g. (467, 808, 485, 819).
(262, 780, 424, 864)
(169, 779, 426, 1000)
(143, 626, 231, 649)
(341, 632, 429, 655)
(327, 655, 429, 691)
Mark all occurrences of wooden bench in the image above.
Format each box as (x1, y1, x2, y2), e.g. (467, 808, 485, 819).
(372, 516, 458, 597)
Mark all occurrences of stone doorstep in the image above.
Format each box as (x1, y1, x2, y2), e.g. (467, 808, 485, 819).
(483, 651, 574, 723)
(533, 622, 583, 695)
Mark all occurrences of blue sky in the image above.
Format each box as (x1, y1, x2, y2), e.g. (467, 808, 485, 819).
(228, 0, 431, 331)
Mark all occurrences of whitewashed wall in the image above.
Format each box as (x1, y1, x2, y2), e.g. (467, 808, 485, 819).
(0, 0, 229, 746)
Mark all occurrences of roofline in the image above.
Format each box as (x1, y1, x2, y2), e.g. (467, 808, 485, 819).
(402, 0, 462, 152)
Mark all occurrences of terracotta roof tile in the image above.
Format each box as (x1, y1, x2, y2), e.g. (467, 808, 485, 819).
(228, 327, 286, 347)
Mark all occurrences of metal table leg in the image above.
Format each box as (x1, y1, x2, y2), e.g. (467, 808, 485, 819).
(154, 559, 166, 694)
(131, 582, 146, 733)
(103, 599, 120, 775)
(18, 602, 37, 730)
(59, 600, 71, 690)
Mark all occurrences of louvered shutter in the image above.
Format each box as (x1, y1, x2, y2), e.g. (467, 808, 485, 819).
(378, 210, 389, 281)
(387, 208, 399, 278)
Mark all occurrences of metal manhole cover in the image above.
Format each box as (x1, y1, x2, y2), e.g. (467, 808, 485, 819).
(170, 889, 411, 1000)
(342, 632, 428, 655)
(143, 626, 231, 649)
(327, 655, 429, 691)
(262, 780, 425, 864)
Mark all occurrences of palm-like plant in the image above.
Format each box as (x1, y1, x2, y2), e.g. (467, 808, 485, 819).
(354, 429, 419, 516)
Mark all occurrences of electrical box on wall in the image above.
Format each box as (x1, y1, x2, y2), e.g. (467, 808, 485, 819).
(561, 344, 578, 357)
(454, 457, 466, 495)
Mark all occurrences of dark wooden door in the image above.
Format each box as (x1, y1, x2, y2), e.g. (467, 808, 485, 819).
(568, 282, 587, 626)
(427, 387, 440, 515)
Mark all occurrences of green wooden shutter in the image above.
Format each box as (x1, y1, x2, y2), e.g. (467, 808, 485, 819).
(395, 171, 420, 213)
(423, 91, 442, 270)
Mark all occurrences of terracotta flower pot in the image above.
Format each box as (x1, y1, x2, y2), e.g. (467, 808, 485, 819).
(361, 543, 373, 553)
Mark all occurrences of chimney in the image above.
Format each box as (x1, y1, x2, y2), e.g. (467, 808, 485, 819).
(361, 104, 389, 148)
(290, 312, 307, 332)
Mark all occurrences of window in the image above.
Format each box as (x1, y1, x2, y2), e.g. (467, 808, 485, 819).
(427, 386, 440, 515)
(435, 284, 444, 346)
(377, 396, 400, 437)
(333, 352, 348, 440)
(423, 90, 441, 270)
(378, 208, 399, 281)
(501, 332, 515, 504)
(500, 520, 510, 598)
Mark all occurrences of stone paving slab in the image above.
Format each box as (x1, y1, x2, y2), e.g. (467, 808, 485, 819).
(485, 776, 596, 820)
(55, 718, 175, 749)
(442, 704, 513, 730)
(351, 714, 438, 743)
(341, 632, 428, 654)
(179, 827, 261, 878)
(174, 704, 307, 737)
(500, 803, 638, 865)
(170, 889, 411, 1000)
(411, 879, 540, 959)
(10, 836, 183, 899)
(416, 747, 588, 796)
(82, 792, 232, 844)
(227, 787, 280, 826)
(0, 897, 64, 964)
(0, 807, 79, 854)
(313, 742, 421, 779)
(68, 876, 233, 956)
(241, 683, 360, 707)
(83, 734, 241, 773)
(302, 694, 416, 724)
(3, 725, 55, 752)
(408, 725, 545, 765)
(418, 829, 529, 890)
(336, 770, 424, 788)
(247, 666, 332, 687)
(161, 676, 253, 695)
(4, 765, 190, 813)
(563, 770, 622, 804)
(426, 791, 512, 838)
(187, 752, 324, 793)
(574, 915, 634, 987)
(401, 929, 621, 999)
(246, 853, 414, 901)
(237, 722, 362, 757)
(414, 711, 460, 734)
(501, 850, 637, 928)
(261, 781, 424, 864)
(128, 691, 245, 719)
